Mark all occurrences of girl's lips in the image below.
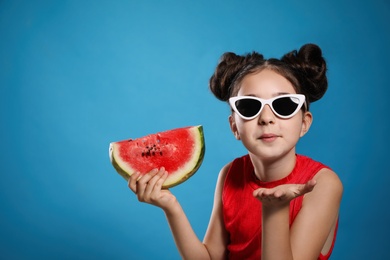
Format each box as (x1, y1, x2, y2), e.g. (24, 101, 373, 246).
(259, 133, 279, 142)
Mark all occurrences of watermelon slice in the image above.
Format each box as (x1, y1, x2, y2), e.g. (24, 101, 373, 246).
(109, 125, 205, 188)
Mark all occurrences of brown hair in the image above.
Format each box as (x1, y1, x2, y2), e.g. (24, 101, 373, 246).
(209, 44, 328, 110)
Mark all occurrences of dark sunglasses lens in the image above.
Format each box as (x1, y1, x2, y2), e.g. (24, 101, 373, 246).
(272, 97, 299, 116)
(235, 99, 262, 118)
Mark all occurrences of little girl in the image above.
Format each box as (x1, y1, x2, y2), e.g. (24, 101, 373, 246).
(128, 43, 343, 260)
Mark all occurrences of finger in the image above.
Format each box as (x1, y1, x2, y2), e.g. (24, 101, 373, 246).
(128, 172, 140, 193)
(261, 189, 273, 198)
(253, 188, 266, 199)
(253, 188, 261, 198)
(307, 179, 317, 189)
(137, 168, 159, 186)
(144, 168, 166, 197)
(273, 189, 286, 199)
(300, 180, 317, 194)
(153, 170, 169, 192)
(137, 168, 159, 199)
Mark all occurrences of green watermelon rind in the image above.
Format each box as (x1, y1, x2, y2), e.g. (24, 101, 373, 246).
(109, 125, 205, 189)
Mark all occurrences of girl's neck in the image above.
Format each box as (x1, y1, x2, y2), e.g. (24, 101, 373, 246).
(249, 152, 297, 182)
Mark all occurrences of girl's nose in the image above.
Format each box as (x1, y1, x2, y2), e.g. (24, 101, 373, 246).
(258, 104, 275, 125)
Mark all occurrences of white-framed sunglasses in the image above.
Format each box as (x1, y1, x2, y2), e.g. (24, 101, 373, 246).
(229, 94, 306, 120)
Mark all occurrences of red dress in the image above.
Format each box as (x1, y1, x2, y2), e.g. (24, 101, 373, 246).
(222, 154, 338, 260)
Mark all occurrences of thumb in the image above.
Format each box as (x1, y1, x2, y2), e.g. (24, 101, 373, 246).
(301, 179, 317, 194)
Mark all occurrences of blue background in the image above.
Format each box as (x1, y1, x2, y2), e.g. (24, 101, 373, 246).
(1, 0, 389, 259)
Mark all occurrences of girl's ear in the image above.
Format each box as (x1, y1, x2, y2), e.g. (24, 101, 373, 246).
(229, 115, 241, 140)
(300, 111, 313, 137)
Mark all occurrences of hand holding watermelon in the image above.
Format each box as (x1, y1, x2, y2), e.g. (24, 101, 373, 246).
(127, 167, 178, 210)
(109, 125, 205, 188)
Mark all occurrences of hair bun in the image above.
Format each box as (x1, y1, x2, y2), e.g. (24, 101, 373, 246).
(209, 52, 264, 101)
(282, 43, 328, 102)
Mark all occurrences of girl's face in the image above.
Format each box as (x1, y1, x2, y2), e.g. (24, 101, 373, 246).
(229, 69, 312, 162)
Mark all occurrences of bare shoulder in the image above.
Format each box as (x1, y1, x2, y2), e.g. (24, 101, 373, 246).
(213, 162, 232, 199)
(313, 168, 343, 196)
(218, 162, 232, 182)
(303, 167, 343, 211)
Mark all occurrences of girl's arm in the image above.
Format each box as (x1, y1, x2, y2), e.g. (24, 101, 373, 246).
(128, 166, 229, 260)
(253, 168, 343, 260)
(203, 163, 230, 259)
(163, 199, 211, 259)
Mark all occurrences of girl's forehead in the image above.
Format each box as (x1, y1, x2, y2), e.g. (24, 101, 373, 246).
(238, 70, 296, 96)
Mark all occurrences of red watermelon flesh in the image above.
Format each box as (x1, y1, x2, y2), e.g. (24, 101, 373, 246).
(109, 125, 205, 188)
